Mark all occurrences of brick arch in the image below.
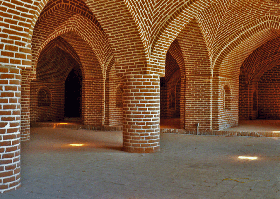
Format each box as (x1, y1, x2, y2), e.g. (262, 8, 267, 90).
(38, 37, 81, 67)
(176, 18, 212, 132)
(37, 36, 84, 82)
(213, 17, 280, 130)
(238, 37, 280, 120)
(213, 15, 280, 76)
(38, 0, 97, 25)
(167, 40, 185, 76)
(167, 39, 186, 129)
(241, 37, 280, 83)
(148, 1, 213, 76)
(30, 31, 104, 130)
(37, 44, 83, 83)
(253, 59, 280, 84)
(123, 1, 199, 57)
(86, 1, 148, 75)
(50, 31, 104, 127)
(34, 14, 112, 74)
(30, 33, 87, 124)
(29, 0, 99, 41)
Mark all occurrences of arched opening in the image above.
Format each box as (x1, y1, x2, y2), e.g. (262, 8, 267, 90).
(31, 36, 83, 123)
(65, 67, 82, 118)
(239, 36, 280, 121)
(217, 28, 280, 131)
(160, 51, 181, 129)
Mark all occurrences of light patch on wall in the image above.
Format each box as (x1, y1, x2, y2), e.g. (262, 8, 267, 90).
(238, 156, 258, 160)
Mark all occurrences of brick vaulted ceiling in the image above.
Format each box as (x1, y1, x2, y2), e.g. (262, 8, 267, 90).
(241, 36, 280, 83)
(1, 0, 280, 75)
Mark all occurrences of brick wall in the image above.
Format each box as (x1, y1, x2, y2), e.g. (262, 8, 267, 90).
(108, 65, 123, 127)
(257, 65, 280, 119)
(20, 68, 34, 141)
(0, 65, 21, 193)
(177, 19, 212, 133)
(30, 81, 64, 122)
(239, 64, 280, 120)
(239, 35, 280, 121)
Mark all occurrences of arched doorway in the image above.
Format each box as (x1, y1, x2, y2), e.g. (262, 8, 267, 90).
(160, 51, 181, 129)
(65, 67, 82, 118)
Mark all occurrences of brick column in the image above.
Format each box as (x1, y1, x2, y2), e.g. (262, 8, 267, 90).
(123, 74, 160, 153)
(20, 68, 33, 141)
(83, 79, 103, 126)
(0, 65, 21, 193)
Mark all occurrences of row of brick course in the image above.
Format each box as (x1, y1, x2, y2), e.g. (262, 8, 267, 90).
(0, 65, 21, 193)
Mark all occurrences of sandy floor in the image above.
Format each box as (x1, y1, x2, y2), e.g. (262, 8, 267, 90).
(161, 119, 280, 133)
(160, 118, 181, 129)
(225, 120, 280, 132)
(1, 127, 280, 199)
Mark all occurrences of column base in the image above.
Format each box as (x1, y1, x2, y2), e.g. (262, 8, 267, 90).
(0, 182, 21, 194)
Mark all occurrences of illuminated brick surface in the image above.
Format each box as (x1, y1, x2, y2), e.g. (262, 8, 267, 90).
(2, 0, 280, 193)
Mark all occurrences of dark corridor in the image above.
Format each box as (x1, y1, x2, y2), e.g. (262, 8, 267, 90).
(65, 67, 82, 118)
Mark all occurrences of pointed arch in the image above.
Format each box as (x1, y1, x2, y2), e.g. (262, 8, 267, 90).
(86, 0, 147, 75)
(176, 18, 212, 133)
(213, 16, 280, 76)
(213, 16, 280, 130)
(34, 15, 112, 76)
(148, 1, 212, 76)
(166, 40, 186, 128)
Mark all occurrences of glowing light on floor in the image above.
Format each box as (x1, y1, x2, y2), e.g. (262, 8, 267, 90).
(238, 156, 258, 160)
(59, 123, 68, 125)
(69, 144, 84, 147)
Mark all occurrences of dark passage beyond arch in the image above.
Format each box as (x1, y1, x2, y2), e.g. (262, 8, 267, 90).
(65, 67, 82, 118)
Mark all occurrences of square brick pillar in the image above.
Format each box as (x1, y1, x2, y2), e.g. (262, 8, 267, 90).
(0, 65, 21, 193)
(122, 74, 160, 153)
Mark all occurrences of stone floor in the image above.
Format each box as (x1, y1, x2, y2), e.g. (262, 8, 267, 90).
(1, 126, 279, 198)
